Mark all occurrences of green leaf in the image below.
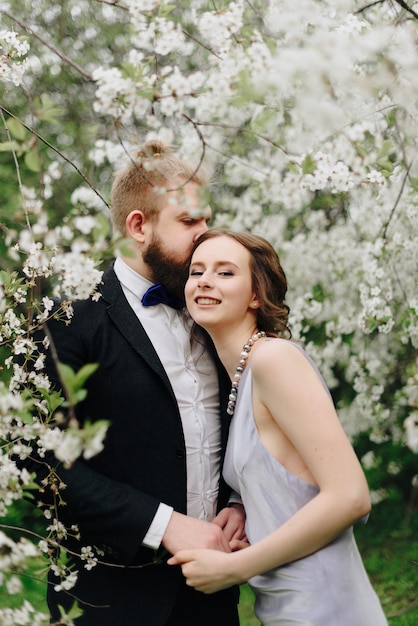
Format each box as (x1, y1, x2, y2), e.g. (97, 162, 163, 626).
(113, 236, 135, 259)
(6, 118, 27, 141)
(75, 389, 88, 403)
(376, 160, 394, 175)
(250, 107, 278, 135)
(158, 3, 175, 16)
(93, 212, 111, 240)
(0, 270, 24, 292)
(302, 154, 317, 175)
(74, 363, 99, 389)
(57, 362, 99, 407)
(35, 93, 64, 123)
(38, 387, 65, 413)
(60, 602, 84, 621)
(24, 149, 42, 173)
(378, 140, 393, 157)
(23, 473, 42, 493)
(0, 140, 22, 152)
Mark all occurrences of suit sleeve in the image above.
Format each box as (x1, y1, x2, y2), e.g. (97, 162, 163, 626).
(24, 300, 184, 566)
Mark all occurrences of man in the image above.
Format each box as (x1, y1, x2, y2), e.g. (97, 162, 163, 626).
(31, 140, 244, 625)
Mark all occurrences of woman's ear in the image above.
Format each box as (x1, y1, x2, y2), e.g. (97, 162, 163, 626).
(125, 210, 146, 242)
(249, 294, 260, 309)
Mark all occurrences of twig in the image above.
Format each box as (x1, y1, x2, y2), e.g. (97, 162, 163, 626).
(181, 28, 222, 59)
(356, 0, 418, 20)
(388, 595, 418, 617)
(94, 0, 127, 8)
(1, 10, 92, 81)
(381, 163, 411, 239)
(393, 0, 418, 21)
(186, 118, 291, 158)
(355, 0, 386, 14)
(0, 523, 162, 570)
(0, 105, 109, 210)
(0, 107, 33, 234)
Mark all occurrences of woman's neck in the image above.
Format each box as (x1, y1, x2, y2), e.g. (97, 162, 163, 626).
(209, 325, 259, 380)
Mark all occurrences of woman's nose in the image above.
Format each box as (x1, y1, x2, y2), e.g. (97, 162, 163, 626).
(197, 274, 212, 288)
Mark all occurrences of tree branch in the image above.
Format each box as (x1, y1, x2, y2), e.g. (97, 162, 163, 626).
(381, 162, 411, 239)
(355, 0, 386, 14)
(393, 0, 418, 20)
(0, 106, 109, 210)
(0, 107, 33, 235)
(388, 595, 418, 618)
(94, 0, 127, 8)
(355, 0, 418, 20)
(1, 10, 93, 81)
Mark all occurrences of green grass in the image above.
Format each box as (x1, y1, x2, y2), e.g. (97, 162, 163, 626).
(2, 500, 417, 625)
(354, 501, 418, 626)
(239, 583, 260, 625)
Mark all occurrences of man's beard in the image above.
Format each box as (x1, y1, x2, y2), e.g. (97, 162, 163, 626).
(143, 234, 189, 300)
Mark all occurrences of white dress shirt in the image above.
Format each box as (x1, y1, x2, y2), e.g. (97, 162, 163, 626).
(114, 257, 222, 549)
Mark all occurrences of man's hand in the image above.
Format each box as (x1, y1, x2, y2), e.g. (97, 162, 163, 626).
(213, 504, 249, 550)
(162, 511, 232, 555)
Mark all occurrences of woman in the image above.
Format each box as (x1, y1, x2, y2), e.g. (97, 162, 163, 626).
(168, 229, 388, 625)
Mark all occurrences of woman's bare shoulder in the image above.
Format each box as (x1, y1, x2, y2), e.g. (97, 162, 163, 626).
(252, 337, 306, 365)
(251, 338, 318, 385)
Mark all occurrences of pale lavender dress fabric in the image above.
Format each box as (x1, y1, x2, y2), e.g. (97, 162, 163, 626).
(223, 341, 388, 626)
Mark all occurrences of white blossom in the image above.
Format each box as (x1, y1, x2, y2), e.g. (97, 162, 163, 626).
(404, 413, 418, 454)
(52, 252, 103, 300)
(0, 30, 30, 85)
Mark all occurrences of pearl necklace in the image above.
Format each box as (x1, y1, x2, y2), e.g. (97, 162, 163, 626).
(227, 331, 266, 416)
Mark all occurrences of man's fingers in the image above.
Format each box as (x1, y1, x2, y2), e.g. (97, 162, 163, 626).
(167, 550, 194, 565)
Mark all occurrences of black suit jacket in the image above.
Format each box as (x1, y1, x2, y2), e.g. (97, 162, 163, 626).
(30, 267, 236, 625)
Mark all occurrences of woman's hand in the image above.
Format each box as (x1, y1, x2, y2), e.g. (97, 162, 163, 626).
(167, 549, 243, 594)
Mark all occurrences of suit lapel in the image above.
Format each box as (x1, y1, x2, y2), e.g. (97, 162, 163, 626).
(100, 267, 176, 400)
(100, 267, 232, 443)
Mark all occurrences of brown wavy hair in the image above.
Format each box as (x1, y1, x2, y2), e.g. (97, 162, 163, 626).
(110, 139, 209, 236)
(191, 228, 292, 338)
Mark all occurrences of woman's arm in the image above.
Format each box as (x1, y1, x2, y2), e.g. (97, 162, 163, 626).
(168, 340, 371, 592)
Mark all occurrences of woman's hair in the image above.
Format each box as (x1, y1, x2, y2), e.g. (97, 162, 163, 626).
(191, 228, 292, 338)
(110, 139, 209, 236)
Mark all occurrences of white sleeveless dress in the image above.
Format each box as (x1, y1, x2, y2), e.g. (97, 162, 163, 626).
(223, 341, 388, 625)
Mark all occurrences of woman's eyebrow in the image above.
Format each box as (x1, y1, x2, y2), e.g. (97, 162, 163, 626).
(190, 260, 240, 269)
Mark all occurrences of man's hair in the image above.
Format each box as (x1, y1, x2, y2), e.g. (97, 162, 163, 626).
(191, 228, 292, 338)
(110, 139, 209, 236)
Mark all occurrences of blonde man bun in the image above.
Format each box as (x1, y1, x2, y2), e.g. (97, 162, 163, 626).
(110, 139, 209, 236)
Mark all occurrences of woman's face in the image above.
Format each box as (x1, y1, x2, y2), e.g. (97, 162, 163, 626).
(185, 235, 259, 332)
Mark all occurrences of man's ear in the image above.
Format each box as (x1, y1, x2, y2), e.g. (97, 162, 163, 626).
(125, 210, 147, 242)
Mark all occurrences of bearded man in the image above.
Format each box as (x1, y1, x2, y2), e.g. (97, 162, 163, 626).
(29, 140, 245, 625)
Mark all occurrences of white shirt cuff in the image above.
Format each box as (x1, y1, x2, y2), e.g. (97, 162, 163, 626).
(228, 490, 242, 506)
(142, 503, 174, 550)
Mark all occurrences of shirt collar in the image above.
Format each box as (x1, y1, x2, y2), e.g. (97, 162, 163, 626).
(114, 257, 153, 300)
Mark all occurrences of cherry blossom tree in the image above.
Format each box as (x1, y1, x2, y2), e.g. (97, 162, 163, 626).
(1, 0, 417, 622)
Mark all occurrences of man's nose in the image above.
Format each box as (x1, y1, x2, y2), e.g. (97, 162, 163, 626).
(194, 218, 209, 240)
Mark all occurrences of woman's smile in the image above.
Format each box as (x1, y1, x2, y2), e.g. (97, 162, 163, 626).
(195, 296, 221, 305)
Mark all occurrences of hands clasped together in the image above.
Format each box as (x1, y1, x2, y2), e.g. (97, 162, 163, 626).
(165, 504, 249, 594)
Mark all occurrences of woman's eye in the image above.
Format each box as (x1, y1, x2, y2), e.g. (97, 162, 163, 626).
(190, 270, 203, 276)
(219, 271, 233, 276)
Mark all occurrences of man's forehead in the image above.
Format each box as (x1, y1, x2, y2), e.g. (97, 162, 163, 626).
(187, 206, 212, 219)
(165, 190, 211, 218)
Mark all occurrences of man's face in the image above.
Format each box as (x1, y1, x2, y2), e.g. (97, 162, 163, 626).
(143, 183, 211, 297)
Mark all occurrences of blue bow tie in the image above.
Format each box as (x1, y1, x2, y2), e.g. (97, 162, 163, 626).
(141, 283, 184, 310)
